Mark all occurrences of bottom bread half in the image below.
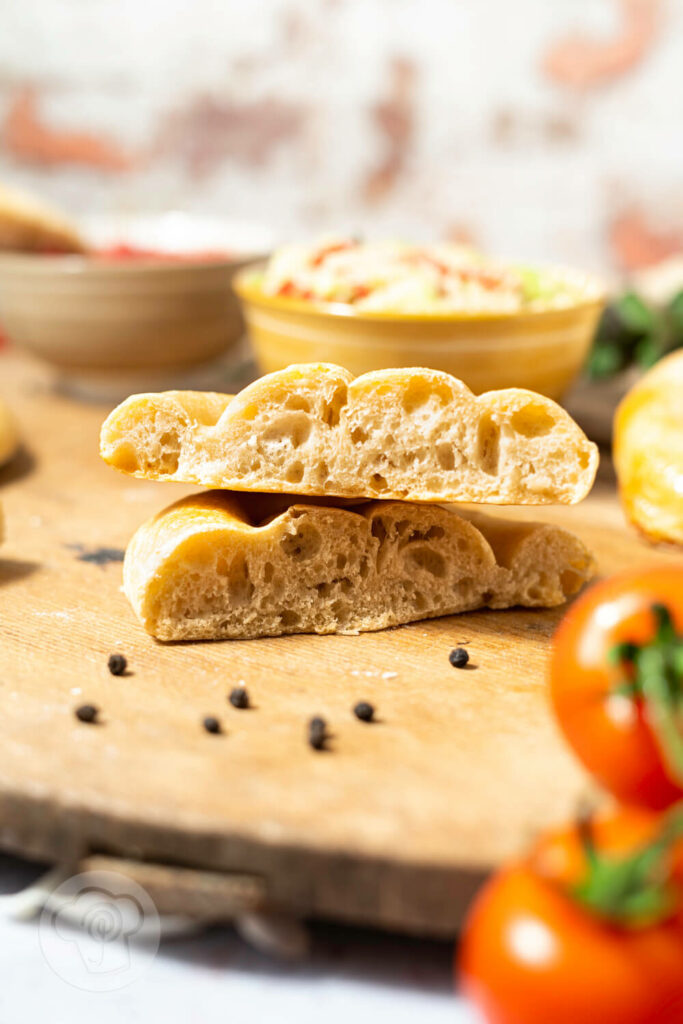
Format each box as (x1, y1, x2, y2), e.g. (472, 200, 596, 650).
(123, 492, 596, 641)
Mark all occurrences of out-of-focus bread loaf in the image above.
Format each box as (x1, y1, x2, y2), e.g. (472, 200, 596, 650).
(0, 183, 85, 254)
(614, 350, 683, 545)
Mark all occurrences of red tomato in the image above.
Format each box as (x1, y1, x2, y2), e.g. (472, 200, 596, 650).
(549, 566, 683, 809)
(459, 808, 683, 1024)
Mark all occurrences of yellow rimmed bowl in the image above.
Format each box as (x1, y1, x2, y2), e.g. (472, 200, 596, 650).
(234, 267, 606, 400)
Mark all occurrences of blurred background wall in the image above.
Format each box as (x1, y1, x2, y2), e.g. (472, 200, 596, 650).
(0, 0, 678, 273)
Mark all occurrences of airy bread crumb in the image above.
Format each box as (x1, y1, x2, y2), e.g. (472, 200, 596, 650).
(123, 492, 597, 641)
(101, 363, 598, 506)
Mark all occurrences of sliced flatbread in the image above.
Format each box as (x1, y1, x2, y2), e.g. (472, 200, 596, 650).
(0, 182, 86, 255)
(123, 491, 596, 641)
(101, 364, 598, 505)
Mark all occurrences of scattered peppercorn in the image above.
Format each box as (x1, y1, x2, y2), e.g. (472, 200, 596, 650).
(308, 716, 328, 750)
(353, 701, 375, 722)
(229, 687, 249, 709)
(449, 647, 469, 668)
(203, 716, 222, 735)
(75, 704, 99, 724)
(107, 653, 127, 676)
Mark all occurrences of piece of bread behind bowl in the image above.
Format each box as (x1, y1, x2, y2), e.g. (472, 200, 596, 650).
(614, 349, 683, 545)
(0, 182, 85, 254)
(123, 492, 596, 641)
(0, 397, 18, 467)
(101, 363, 598, 505)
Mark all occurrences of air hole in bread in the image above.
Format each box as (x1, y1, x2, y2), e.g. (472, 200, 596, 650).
(331, 599, 349, 619)
(359, 556, 370, 579)
(280, 609, 300, 627)
(228, 555, 254, 605)
(401, 379, 431, 415)
(114, 442, 140, 474)
(323, 385, 348, 427)
(280, 524, 322, 560)
(408, 547, 446, 578)
(351, 426, 368, 445)
(285, 395, 310, 412)
(371, 517, 388, 544)
(263, 561, 274, 583)
(436, 443, 454, 471)
(371, 473, 388, 492)
(482, 590, 494, 604)
(425, 525, 445, 540)
(336, 553, 347, 570)
(263, 412, 311, 449)
(560, 569, 584, 595)
(476, 413, 500, 476)
(510, 405, 556, 438)
(285, 461, 305, 484)
(157, 430, 181, 474)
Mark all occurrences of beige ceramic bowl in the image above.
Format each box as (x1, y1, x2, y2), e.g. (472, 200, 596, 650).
(0, 215, 272, 399)
(235, 266, 605, 401)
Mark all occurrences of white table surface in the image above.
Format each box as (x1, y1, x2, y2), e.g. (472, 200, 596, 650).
(0, 852, 477, 1024)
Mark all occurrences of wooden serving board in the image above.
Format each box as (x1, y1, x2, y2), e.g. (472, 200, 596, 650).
(1, 351, 681, 938)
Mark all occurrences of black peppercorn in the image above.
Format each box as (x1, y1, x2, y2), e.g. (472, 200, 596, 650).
(449, 647, 469, 668)
(75, 704, 99, 724)
(107, 653, 127, 676)
(353, 701, 375, 722)
(308, 716, 328, 750)
(203, 716, 222, 735)
(229, 687, 249, 709)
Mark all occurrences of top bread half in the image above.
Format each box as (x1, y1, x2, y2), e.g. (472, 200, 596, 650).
(100, 363, 598, 505)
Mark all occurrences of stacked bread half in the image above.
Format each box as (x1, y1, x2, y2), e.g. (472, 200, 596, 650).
(100, 363, 599, 641)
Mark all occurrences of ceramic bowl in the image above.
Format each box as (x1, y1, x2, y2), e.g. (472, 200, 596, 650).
(234, 266, 605, 400)
(0, 215, 272, 399)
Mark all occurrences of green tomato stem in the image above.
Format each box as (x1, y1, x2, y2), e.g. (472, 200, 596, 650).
(610, 602, 683, 788)
(572, 803, 683, 928)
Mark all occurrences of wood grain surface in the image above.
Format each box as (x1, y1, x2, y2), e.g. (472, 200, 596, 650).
(1, 351, 681, 937)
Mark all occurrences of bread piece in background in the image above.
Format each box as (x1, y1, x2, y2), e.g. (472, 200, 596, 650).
(0, 182, 86, 255)
(614, 349, 683, 545)
(0, 397, 18, 467)
(123, 491, 596, 641)
(101, 363, 599, 505)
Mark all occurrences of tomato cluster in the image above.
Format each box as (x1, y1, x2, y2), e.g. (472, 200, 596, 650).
(458, 567, 683, 1023)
